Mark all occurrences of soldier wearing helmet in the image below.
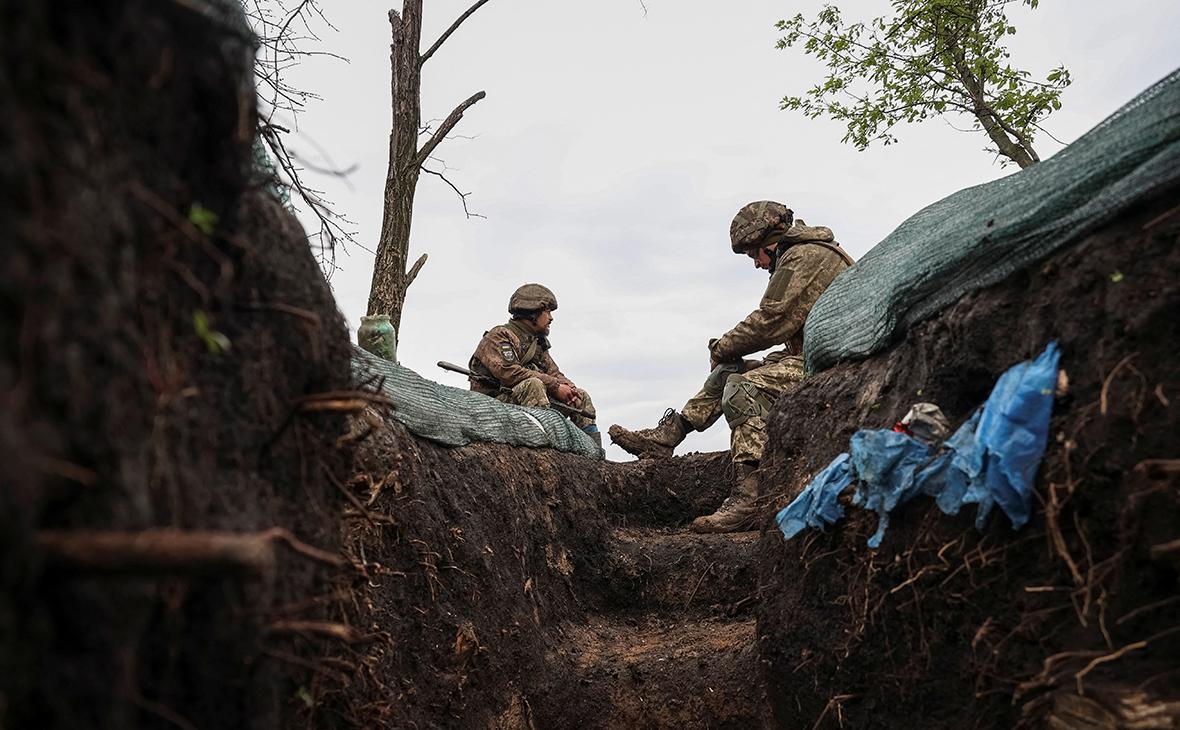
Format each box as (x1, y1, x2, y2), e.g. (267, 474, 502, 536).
(468, 284, 600, 446)
(609, 201, 853, 532)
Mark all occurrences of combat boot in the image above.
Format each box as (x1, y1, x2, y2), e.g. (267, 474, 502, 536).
(690, 463, 760, 533)
(608, 408, 689, 459)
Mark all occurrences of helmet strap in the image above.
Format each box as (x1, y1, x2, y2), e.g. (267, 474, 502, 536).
(761, 227, 791, 275)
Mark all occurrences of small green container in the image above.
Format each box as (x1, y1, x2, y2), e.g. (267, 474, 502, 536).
(358, 314, 397, 362)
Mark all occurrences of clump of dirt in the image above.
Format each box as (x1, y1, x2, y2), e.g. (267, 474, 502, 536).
(1, 3, 352, 728)
(755, 188, 1180, 728)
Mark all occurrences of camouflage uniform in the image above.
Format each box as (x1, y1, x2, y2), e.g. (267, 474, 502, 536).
(609, 203, 851, 532)
(680, 241, 850, 463)
(469, 319, 597, 430)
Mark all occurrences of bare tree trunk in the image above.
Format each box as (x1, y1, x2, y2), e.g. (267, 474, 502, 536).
(367, 3, 423, 325)
(366, 1, 491, 343)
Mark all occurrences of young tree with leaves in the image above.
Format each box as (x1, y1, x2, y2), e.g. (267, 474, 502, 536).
(776, 0, 1071, 168)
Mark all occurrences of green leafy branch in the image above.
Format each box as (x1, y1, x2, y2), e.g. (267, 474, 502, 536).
(776, 0, 1071, 167)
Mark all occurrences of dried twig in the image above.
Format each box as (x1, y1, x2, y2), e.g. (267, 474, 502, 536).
(299, 390, 396, 413)
(1149, 538, 1180, 560)
(267, 620, 366, 643)
(682, 561, 715, 611)
(1117, 595, 1180, 626)
(1099, 353, 1138, 416)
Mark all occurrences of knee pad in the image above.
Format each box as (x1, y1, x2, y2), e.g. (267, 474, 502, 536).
(722, 377, 774, 428)
(704, 362, 743, 397)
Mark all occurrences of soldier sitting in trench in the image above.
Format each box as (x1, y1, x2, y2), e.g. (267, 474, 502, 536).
(468, 283, 600, 446)
(609, 201, 853, 532)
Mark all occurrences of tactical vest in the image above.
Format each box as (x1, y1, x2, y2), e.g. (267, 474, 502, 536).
(808, 240, 855, 266)
(468, 320, 551, 390)
(507, 320, 545, 366)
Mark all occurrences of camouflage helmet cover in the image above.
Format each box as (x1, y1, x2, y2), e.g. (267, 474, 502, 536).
(509, 283, 558, 313)
(730, 201, 794, 253)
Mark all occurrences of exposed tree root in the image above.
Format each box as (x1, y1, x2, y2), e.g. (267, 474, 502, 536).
(35, 527, 345, 575)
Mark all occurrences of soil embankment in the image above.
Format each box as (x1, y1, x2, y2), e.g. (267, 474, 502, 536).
(3, 3, 352, 727)
(756, 189, 1180, 728)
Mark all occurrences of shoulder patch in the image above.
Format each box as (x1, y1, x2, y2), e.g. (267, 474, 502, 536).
(499, 343, 517, 363)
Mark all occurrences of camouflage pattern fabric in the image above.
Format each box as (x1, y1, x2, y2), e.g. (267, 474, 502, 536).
(496, 379, 597, 430)
(470, 319, 596, 428)
(730, 201, 794, 252)
(509, 283, 558, 312)
(682, 356, 805, 464)
(469, 320, 566, 394)
(710, 242, 851, 364)
(681, 239, 848, 464)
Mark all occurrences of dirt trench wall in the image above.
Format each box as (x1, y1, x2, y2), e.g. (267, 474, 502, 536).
(315, 420, 732, 728)
(755, 188, 1180, 728)
(0, 4, 737, 727)
(1, 3, 352, 728)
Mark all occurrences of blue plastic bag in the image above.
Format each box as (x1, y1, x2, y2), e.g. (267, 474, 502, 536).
(776, 342, 1060, 546)
(849, 430, 935, 548)
(775, 453, 852, 540)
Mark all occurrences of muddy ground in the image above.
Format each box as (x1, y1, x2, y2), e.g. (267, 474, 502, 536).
(3, 2, 1178, 729)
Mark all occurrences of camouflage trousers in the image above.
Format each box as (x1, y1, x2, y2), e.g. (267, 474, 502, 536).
(680, 356, 805, 464)
(496, 377, 597, 430)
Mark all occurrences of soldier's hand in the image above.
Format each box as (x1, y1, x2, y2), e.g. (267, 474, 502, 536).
(554, 383, 579, 405)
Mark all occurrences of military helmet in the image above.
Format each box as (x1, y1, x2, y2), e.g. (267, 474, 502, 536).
(730, 201, 794, 253)
(508, 283, 558, 313)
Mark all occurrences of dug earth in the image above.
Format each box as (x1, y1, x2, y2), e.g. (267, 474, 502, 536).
(2, 1, 1178, 729)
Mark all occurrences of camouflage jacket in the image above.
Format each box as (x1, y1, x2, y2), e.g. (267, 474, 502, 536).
(710, 242, 851, 363)
(468, 320, 567, 395)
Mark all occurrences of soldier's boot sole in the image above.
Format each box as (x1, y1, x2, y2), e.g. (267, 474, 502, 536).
(607, 425, 675, 459)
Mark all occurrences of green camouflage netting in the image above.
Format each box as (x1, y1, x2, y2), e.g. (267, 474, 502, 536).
(804, 68, 1180, 374)
(352, 348, 604, 460)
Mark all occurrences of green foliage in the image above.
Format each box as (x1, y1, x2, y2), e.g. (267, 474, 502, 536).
(776, 0, 1071, 167)
(187, 203, 219, 236)
(192, 310, 232, 354)
(294, 686, 314, 708)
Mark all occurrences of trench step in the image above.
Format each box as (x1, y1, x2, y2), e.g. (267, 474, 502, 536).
(599, 527, 758, 614)
(607, 452, 734, 526)
(535, 615, 770, 729)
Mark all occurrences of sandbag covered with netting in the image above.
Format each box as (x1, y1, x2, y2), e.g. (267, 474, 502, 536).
(804, 68, 1180, 374)
(352, 348, 604, 459)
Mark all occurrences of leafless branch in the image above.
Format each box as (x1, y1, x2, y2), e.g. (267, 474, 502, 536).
(420, 0, 494, 66)
(406, 253, 429, 288)
(413, 91, 486, 169)
(245, 1, 359, 270)
(421, 166, 485, 219)
(260, 123, 358, 273)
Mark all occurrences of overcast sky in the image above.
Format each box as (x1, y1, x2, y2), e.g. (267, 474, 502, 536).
(277, 0, 1180, 461)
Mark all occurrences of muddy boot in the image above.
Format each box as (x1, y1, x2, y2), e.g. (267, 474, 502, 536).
(690, 463, 760, 533)
(608, 408, 689, 459)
